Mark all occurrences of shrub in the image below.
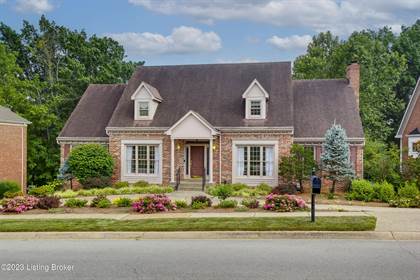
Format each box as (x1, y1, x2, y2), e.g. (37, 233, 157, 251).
(231, 183, 248, 191)
(0, 181, 20, 199)
(389, 197, 420, 208)
(3, 191, 23, 198)
(218, 199, 237, 208)
(132, 194, 176, 214)
(112, 197, 133, 207)
(113, 181, 129, 189)
(175, 200, 188, 208)
(55, 190, 78, 198)
(81, 176, 112, 189)
(241, 198, 259, 208)
(1, 196, 39, 213)
(373, 181, 395, 203)
(90, 195, 112, 208)
(208, 184, 233, 200)
(191, 201, 208, 209)
(398, 182, 419, 199)
(67, 144, 114, 183)
(28, 184, 55, 196)
(263, 194, 306, 212)
(133, 180, 149, 188)
(327, 193, 335, 200)
(64, 198, 88, 208)
(256, 183, 272, 193)
(191, 195, 212, 207)
(37, 196, 61, 209)
(345, 179, 375, 202)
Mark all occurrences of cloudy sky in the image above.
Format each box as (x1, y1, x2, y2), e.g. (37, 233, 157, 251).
(0, 0, 419, 65)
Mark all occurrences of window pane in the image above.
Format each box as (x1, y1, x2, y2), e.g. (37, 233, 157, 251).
(250, 101, 261, 116)
(137, 146, 148, 174)
(149, 146, 155, 174)
(139, 102, 149, 116)
(138, 159, 148, 174)
(250, 146, 261, 176)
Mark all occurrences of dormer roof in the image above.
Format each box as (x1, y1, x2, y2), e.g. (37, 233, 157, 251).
(242, 79, 269, 99)
(130, 81, 163, 102)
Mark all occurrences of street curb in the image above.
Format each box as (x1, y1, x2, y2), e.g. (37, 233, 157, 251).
(0, 231, 419, 240)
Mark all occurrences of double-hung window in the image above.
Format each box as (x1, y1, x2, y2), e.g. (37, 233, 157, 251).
(250, 100, 261, 116)
(138, 102, 149, 117)
(126, 145, 159, 175)
(237, 145, 274, 177)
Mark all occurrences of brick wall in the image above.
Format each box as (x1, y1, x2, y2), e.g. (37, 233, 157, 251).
(0, 123, 27, 191)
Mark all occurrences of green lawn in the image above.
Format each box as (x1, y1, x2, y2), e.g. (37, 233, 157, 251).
(0, 216, 376, 232)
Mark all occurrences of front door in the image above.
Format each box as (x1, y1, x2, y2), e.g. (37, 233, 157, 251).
(190, 146, 204, 177)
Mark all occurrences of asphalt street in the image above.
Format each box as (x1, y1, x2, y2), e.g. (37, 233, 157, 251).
(0, 239, 419, 280)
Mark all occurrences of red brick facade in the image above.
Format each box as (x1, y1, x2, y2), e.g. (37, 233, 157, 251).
(401, 92, 420, 161)
(0, 123, 28, 191)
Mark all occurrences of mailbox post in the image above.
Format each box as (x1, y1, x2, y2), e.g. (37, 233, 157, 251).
(311, 171, 321, 222)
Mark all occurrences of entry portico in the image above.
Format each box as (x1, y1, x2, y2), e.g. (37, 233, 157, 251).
(165, 111, 218, 184)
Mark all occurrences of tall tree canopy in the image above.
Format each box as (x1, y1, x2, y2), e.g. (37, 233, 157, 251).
(293, 26, 414, 143)
(0, 16, 143, 186)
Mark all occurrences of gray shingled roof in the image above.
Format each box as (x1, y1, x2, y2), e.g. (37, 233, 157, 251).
(0, 106, 30, 125)
(293, 79, 363, 138)
(108, 62, 293, 128)
(58, 62, 364, 139)
(58, 84, 125, 138)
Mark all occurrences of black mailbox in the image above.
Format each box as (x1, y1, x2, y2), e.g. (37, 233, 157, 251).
(311, 176, 321, 194)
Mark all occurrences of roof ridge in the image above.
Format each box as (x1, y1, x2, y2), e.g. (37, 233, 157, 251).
(137, 61, 291, 68)
(293, 78, 347, 82)
(89, 83, 126, 86)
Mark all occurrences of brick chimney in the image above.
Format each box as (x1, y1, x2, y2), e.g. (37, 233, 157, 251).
(346, 63, 360, 107)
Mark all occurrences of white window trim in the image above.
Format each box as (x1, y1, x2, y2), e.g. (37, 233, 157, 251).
(134, 100, 152, 120)
(408, 135, 420, 158)
(232, 140, 278, 180)
(120, 140, 163, 183)
(245, 97, 266, 119)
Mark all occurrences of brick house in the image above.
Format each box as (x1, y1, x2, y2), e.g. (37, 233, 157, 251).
(0, 106, 30, 191)
(57, 62, 364, 189)
(396, 78, 420, 162)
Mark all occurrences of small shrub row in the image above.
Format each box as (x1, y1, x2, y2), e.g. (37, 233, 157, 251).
(217, 199, 237, 208)
(263, 194, 307, 212)
(132, 194, 176, 214)
(112, 197, 133, 207)
(64, 198, 88, 208)
(241, 198, 259, 209)
(90, 195, 112, 208)
(207, 183, 272, 199)
(1, 196, 39, 213)
(55, 185, 173, 198)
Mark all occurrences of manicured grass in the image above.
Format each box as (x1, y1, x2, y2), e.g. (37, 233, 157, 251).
(0, 216, 376, 232)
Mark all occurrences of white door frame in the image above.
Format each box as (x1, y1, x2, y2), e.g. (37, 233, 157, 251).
(184, 143, 209, 179)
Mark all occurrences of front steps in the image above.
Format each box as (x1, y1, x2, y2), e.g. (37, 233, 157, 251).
(175, 179, 209, 191)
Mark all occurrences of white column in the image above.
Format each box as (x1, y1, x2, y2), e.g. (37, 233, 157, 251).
(170, 138, 175, 183)
(209, 137, 213, 183)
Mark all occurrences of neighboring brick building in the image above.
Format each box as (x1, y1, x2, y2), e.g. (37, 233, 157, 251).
(57, 62, 364, 190)
(396, 78, 420, 162)
(0, 106, 30, 191)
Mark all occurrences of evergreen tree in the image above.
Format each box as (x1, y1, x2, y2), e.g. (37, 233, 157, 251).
(321, 123, 354, 193)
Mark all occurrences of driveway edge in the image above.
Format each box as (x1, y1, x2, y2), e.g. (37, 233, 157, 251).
(0, 231, 419, 240)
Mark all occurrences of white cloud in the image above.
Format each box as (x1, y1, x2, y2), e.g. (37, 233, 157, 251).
(107, 26, 221, 56)
(0, 0, 6, 4)
(267, 35, 312, 51)
(128, 0, 420, 35)
(15, 0, 53, 14)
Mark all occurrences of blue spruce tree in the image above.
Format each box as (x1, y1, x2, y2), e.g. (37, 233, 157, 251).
(321, 123, 354, 193)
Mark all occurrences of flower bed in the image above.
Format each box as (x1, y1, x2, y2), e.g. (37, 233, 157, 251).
(1, 196, 39, 213)
(55, 185, 174, 198)
(263, 194, 307, 212)
(132, 194, 176, 214)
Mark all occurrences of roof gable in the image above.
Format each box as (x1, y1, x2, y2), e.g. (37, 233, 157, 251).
(396, 78, 420, 138)
(131, 81, 162, 102)
(165, 110, 218, 139)
(242, 79, 269, 99)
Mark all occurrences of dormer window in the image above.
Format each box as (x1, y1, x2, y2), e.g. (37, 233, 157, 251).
(242, 79, 269, 120)
(131, 81, 163, 120)
(138, 101, 149, 117)
(250, 100, 262, 116)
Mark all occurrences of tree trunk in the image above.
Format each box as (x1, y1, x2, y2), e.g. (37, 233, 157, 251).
(330, 180, 336, 194)
(299, 179, 304, 193)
